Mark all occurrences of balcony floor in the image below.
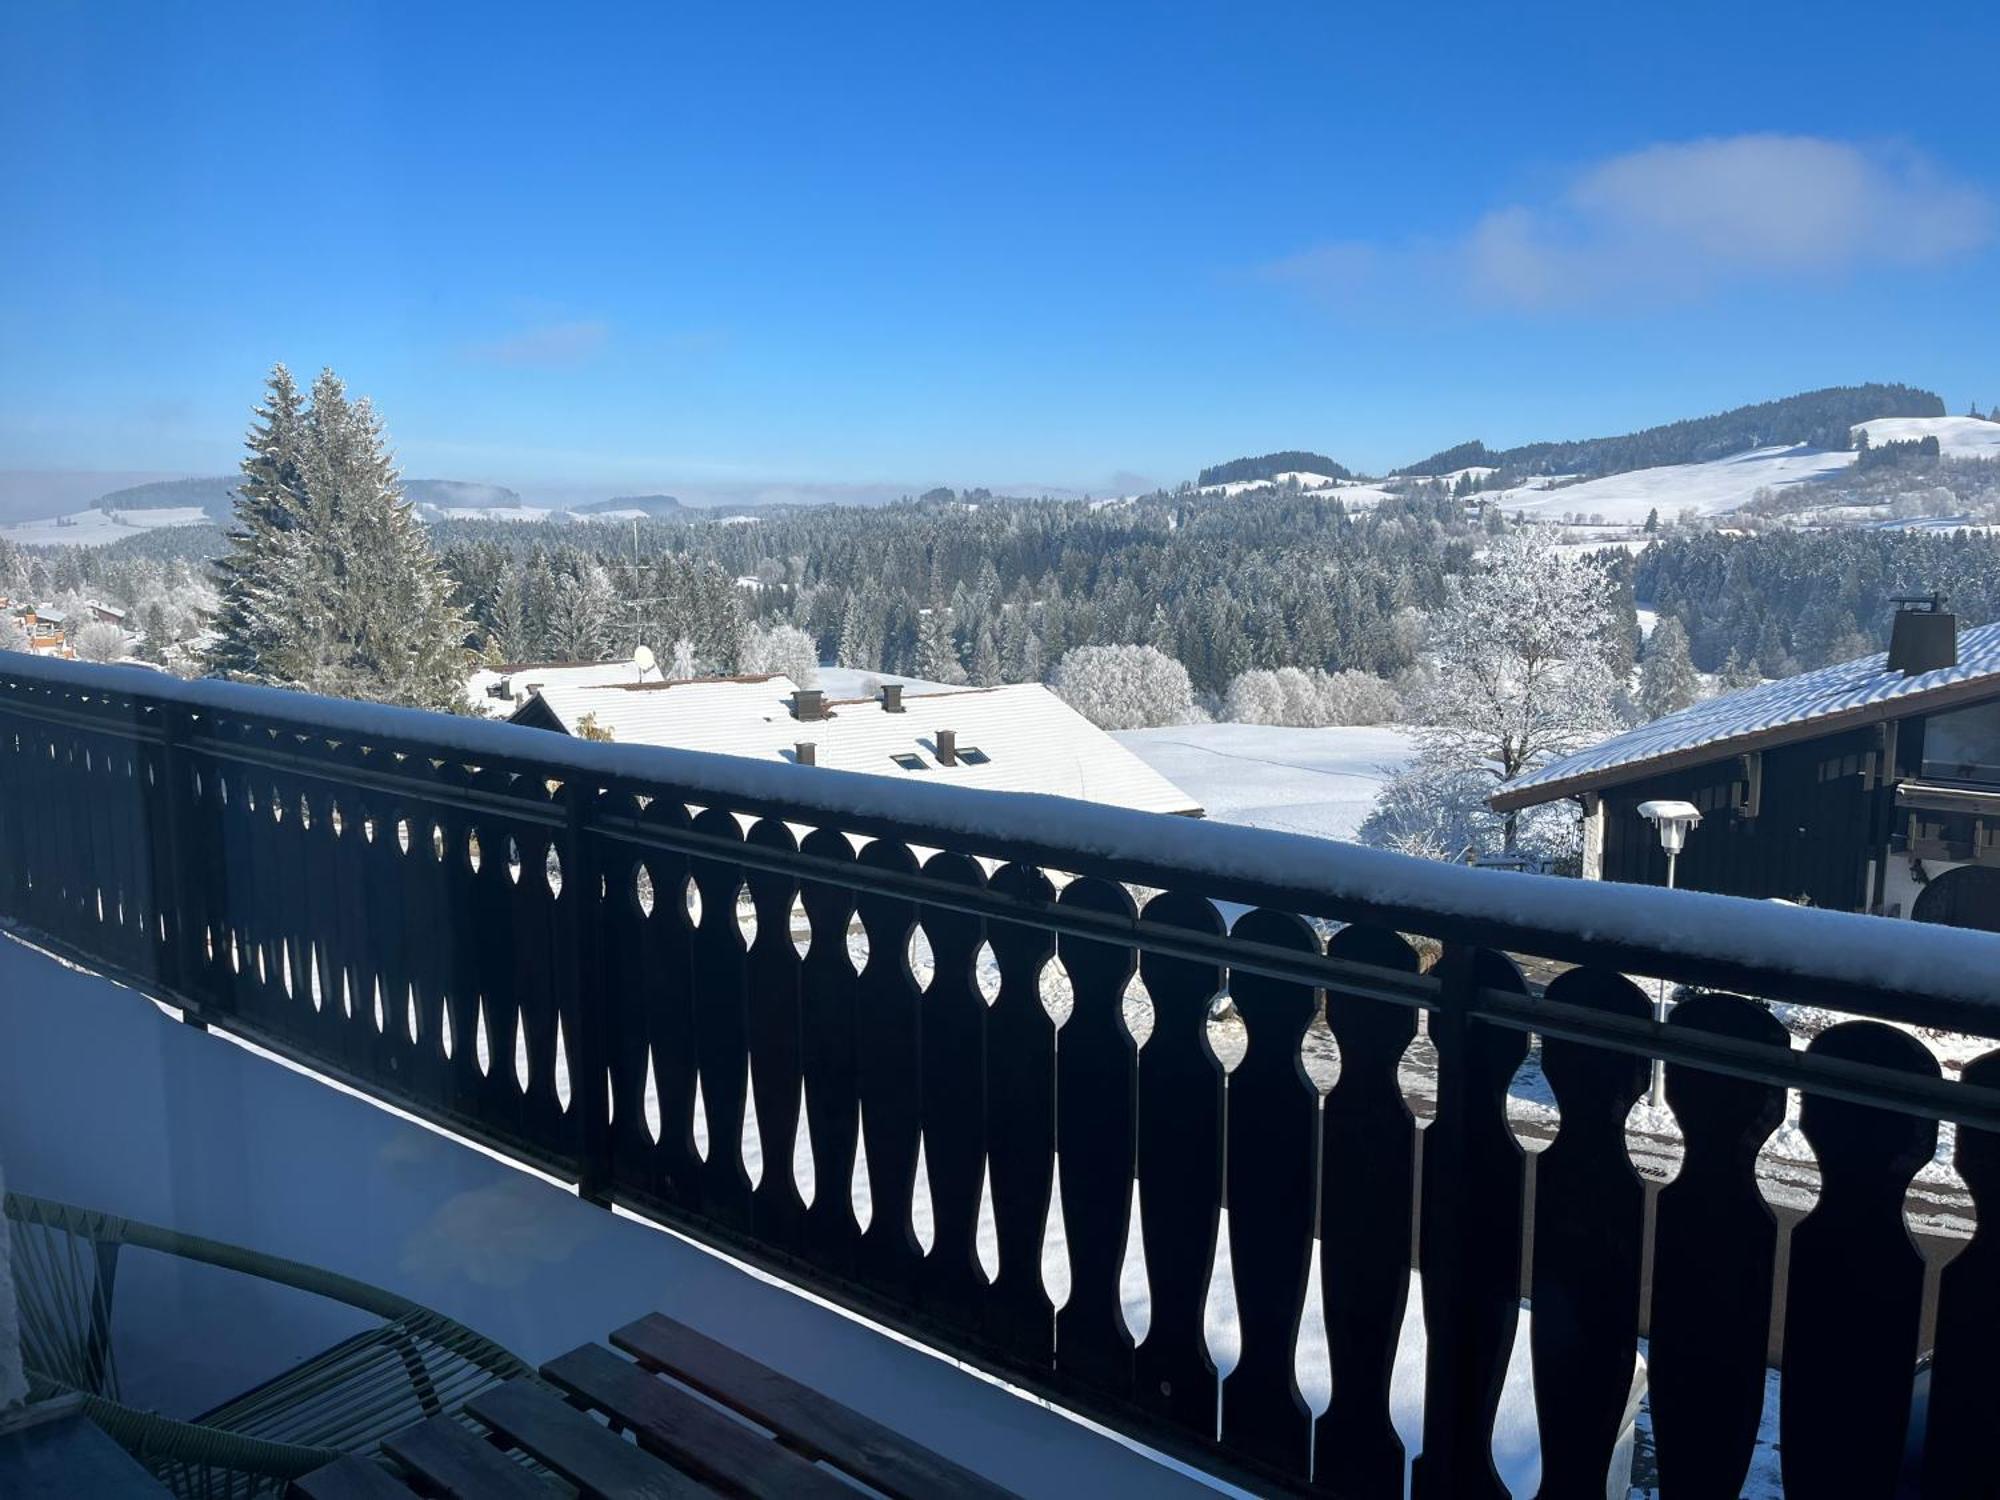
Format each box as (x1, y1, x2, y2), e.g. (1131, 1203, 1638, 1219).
(0, 933, 1227, 1498)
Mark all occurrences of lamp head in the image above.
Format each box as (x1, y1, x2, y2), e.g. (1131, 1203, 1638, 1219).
(1636, 799, 1702, 856)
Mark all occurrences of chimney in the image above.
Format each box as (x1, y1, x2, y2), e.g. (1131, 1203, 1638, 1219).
(936, 728, 957, 766)
(791, 687, 825, 721)
(881, 682, 904, 713)
(795, 741, 816, 766)
(1887, 594, 1957, 676)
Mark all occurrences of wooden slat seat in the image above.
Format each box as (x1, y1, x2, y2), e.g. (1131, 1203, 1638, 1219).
(288, 1454, 422, 1500)
(465, 1380, 722, 1499)
(380, 1415, 556, 1500)
(611, 1312, 1019, 1499)
(542, 1344, 856, 1499)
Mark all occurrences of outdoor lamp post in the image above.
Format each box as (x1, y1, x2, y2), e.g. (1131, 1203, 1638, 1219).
(1636, 799, 1702, 1107)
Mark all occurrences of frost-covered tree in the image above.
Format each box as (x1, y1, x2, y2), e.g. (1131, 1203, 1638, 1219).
(1716, 647, 1763, 694)
(1000, 607, 1042, 682)
(546, 563, 614, 659)
(208, 364, 307, 680)
(207, 366, 472, 710)
(0, 612, 25, 653)
(1224, 666, 1403, 726)
(1389, 526, 1620, 855)
(1224, 669, 1287, 725)
(73, 621, 127, 662)
(969, 622, 1001, 685)
(742, 621, 820, 686)
(916, 603, 966, 684)
(1637, 616, 1699, 721)
(1050, 644, 1194, 730)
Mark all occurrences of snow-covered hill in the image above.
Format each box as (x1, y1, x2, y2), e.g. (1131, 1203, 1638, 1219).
(0, 506, 214, 547)
(1448, 413, 2000, 526)
(1852, 413, 2000, 458)
(1475, 445, 1856, 524)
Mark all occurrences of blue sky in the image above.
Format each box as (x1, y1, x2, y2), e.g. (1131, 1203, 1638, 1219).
(3, 1, 1997, 498)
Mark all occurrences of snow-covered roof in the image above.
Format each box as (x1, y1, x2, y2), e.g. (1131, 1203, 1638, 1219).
(515, 676, 1204, 817)
(465, 658, 665, 714)
(1495, 619, 2000, 811)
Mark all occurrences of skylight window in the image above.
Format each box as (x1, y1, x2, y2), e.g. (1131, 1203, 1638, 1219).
(891, 752, 928, 771)
(957, 746, 991, 765)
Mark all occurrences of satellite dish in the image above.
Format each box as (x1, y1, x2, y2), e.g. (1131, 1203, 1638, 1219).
(632, 644, 657, 678)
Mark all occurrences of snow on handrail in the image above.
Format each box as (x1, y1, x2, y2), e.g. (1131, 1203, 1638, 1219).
(5, 653, 1999, 1015)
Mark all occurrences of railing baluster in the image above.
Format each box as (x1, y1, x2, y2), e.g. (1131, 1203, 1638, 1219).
(689, 806, 755, 1228)
(1781, 1021, 1939, 1497)
(797, 826, 862, 1275)
(566, 783, 612, 1204)
(1649, 992, 1786, 1499)
(1922, 1048, 2000, 1498)
(1053, 875, 1140, 1402)
(743, 817, 807, 1249)
(981, 862, 1058, 1368)
(854, 837, 925, 1294)
(633, 798, 703, 1207)
(917, 851, 989, 1335)
(1220, 907, 1319, 1479)
(1133, 889, 1226, 1440)
(1412, 944, 1528, 1500)
(1316, 923, 1420, 1498)
(1529, 967, 1651, 1497)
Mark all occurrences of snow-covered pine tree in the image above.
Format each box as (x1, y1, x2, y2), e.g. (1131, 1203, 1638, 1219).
(208, 367, 471, 710)
(969, 623, 1001, 685)
(837, 591, 880, 671)
(1717, 647, 1763, 693)
(916, 601, 965, 684)
(209, 364, 308, 679)
(1637, 616, 1700, 720)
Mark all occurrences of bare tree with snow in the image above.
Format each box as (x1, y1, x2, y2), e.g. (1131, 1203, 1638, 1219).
(742, 622, 820, 686)
(72, 621, 127, 663)
(1382, 525, 1620, 857)
(1050, 644, 1195, 730)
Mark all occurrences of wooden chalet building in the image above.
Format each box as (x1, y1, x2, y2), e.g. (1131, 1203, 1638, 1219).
(1494, 600, 2000, 930)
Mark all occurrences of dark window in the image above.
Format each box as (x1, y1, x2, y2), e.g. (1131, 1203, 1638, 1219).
(891, 752, 928, 771)
(957, 746, 991, 765)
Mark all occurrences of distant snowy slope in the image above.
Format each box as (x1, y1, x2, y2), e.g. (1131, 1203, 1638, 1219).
(1482, 444, 1856, 523)
(1115, 723, 1416, 841)
(1852, 414, 2000, 459)
(0, 506, 213, 547)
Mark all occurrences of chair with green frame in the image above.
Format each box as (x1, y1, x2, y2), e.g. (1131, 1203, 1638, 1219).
(4, 1190, 538, 1499)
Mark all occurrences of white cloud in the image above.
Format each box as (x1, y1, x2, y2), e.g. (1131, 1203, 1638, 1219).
(1266, 135, 1992, 313)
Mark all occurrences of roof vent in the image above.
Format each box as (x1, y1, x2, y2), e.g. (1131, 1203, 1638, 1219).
(936, 728, 957, 766)
(882, 683, 904, 713)
(794, 741, 816, 766)
(791, 687, 826, 721)
(1888, 594, 1956, 676)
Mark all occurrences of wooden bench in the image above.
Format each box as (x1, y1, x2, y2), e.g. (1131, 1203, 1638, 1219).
(290, 1312, 1020, 1499)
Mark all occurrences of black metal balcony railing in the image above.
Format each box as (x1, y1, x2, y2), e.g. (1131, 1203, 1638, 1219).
(5, 654, 2000, 1498)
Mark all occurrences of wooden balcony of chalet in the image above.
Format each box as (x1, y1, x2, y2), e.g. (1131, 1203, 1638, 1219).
(4, 653, 2000, 1497)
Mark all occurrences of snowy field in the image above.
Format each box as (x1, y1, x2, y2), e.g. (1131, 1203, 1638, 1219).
(1488, 445, 1856, 524)
(1114, 723, 1417, 841)
(0, 505, 212, 547)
